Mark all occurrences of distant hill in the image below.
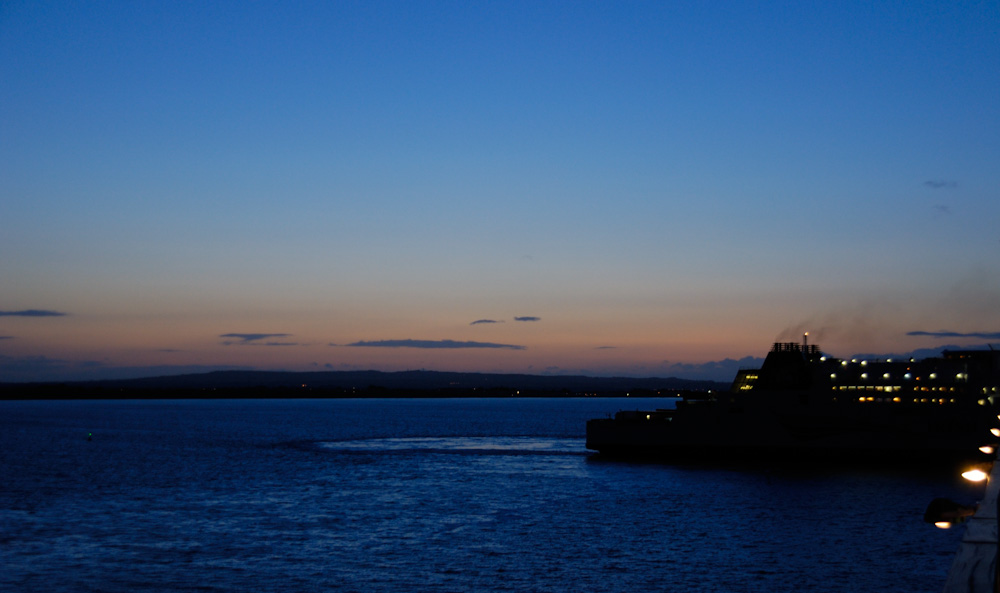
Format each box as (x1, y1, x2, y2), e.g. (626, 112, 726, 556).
(0, 369, 729, 400)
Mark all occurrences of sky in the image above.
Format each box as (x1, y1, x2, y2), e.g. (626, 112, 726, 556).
(1, 1, 999, 383)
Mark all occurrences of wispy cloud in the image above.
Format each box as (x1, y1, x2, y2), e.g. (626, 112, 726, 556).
(347, 339, 526, 350)
(853, 344, 998, 362)
(924, 180, 958, 189)
(0, 336, 13, 340)
(664, 357, 763, 378)
(0, 354, 250, 382)
(595, 346, 616, 350)
(0, 354, 75, 380)
(907, 330, 1000, 340)
(0, 309, 68, 317)
(0, 354, 112, 381)
(514, 316, 540, 322)
(220, 333, 296, 346)
(470, 319, 502, 325)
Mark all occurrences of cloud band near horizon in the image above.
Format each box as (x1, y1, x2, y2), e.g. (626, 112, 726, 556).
(0, 309, 68, 317)
(907, 330, 1000, 339)
(220, 333, 295, 345)
(347, 339, 526, 350)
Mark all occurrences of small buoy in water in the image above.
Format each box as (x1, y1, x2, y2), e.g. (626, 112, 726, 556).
(87, 432, 92, 442)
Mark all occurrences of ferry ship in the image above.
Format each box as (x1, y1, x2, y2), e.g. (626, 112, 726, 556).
(586, 338, 1000, 462)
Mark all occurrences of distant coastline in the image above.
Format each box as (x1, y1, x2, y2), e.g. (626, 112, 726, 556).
(0, 369, 725, 400)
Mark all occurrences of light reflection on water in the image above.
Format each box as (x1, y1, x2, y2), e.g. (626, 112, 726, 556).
(319, 436, 587, 454)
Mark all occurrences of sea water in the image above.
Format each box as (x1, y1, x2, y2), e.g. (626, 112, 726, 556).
(0, 398, 978, 592)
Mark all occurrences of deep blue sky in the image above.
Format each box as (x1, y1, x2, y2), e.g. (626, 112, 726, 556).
(2, 1, 998, 382)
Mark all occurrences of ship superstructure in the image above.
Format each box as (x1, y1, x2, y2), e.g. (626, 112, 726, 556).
(586, 340, 1000, 462)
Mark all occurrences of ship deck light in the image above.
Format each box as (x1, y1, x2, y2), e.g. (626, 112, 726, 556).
(924, 497, 977, 529)
(962, 468, 990, 482)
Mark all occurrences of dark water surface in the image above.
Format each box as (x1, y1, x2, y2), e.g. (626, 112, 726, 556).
(0, 398, 979, 592)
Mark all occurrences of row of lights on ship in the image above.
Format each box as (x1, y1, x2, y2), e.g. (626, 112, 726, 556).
(829, 369, 970, 382)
